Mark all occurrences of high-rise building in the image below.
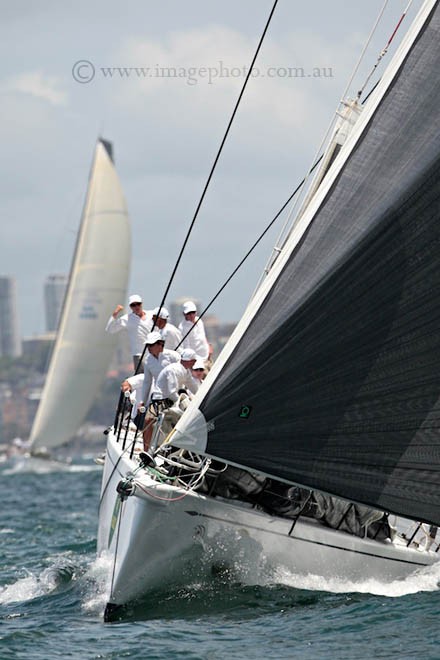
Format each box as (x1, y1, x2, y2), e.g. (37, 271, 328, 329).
(0, 276, 22, 357)
(203, 314, 236, 359)
(44, 274, 68, 332)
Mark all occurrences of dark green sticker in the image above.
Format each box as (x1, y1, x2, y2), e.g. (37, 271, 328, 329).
(239, 405, 252, 419)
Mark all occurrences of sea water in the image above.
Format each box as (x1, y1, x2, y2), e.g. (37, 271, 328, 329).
(1, 455, 439, 660)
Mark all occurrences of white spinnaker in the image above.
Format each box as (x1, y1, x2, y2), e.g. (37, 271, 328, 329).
(30, 140, 130, 452)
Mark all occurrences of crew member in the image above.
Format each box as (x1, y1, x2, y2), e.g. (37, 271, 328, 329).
(105, 294, 152, 371)
(178, 301, 209, 362)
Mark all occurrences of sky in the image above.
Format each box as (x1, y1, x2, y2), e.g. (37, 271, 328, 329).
(0, 0, 424, 337)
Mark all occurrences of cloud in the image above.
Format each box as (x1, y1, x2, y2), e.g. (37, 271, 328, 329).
(85, 23, 360, 190)
(1, 71, 67, 106)
(109, 25, 338, 125)
(1, 1, 421, 335)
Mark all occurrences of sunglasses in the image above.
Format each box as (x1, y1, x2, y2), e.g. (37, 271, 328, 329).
(130, 302, 142, 307)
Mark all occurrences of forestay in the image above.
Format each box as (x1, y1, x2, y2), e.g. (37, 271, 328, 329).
(173, 1, 440, 525)
(30, 140, 130, 452)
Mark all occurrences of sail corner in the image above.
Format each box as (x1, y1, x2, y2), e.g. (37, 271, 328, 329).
(171, 407, 208, 453)
(99, 138, 114, 163)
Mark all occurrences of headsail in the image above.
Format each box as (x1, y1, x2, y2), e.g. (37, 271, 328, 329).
(30, 139, 130, 453)
(174, 1, 440, 525)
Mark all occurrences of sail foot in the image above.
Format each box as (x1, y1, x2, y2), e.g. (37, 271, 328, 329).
(172, 406, 208, 452)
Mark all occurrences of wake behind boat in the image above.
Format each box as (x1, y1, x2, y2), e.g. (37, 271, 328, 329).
(97, 0, 440, 620)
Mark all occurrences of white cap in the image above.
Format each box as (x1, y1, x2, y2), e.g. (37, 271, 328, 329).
(192, 359, 205, 370)
(146, 331, 163, 345)
(129, 294, 142, 305)
(153, 306, 169, 319)
(181, 348, 197, 361)
(183, 301, 197, 314)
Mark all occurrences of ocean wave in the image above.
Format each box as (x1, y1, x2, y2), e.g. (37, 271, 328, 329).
(0, 562, 76, 605)
(271, 560, 440, 597)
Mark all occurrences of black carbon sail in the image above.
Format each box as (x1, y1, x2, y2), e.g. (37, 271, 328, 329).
(174, 1, 440, 526)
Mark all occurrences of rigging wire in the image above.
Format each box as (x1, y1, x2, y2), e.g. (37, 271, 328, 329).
(177, 3, 412, 338)
(257, 0, 391, 287)
(98, 444, 133, 509)
(139, 0, 279, 363)
(346, 0, 390, 100)
(136, 0, 411, 369)
(175, 155, 323, 349)
(109, 496, 124, 601)
(357, 0, 414, 100)
(256, 0, 414, 293)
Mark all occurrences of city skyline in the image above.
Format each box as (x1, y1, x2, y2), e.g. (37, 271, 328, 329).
(0, 276, 22, 357)
(2, 271, 235, 350)
(44, 274, 68, 332)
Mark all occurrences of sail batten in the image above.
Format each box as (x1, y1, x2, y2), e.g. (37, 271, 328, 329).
(30, 140, 130, 452)
(174, 1, 440, 525)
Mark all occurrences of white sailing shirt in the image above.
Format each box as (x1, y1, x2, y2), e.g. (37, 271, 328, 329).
(105, 310, 153, 355)
(141, 349, 180, 404)
(126, 373, 144, 417)
(178, 317, 209, 360)
(160, 323, 183, 351)
(152, 362, 199, 403)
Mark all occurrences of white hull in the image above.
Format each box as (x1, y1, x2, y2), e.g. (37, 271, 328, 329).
(97, 430, 438, 619)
